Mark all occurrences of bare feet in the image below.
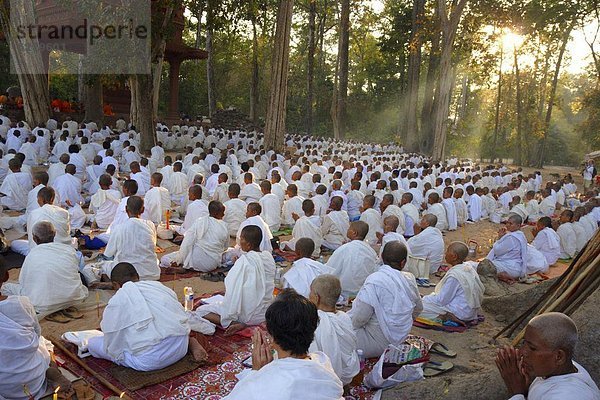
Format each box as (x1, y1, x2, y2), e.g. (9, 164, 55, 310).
(497, 272, 516, 284)
(224, 322, 247, 336)
(189, 337, 208, 362)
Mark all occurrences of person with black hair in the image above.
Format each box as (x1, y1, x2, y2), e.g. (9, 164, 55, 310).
(86, 262, 208, 371)
(196, 225, 275, 336)
(557, 209, 577, 259)
(224, 289, 344, 399)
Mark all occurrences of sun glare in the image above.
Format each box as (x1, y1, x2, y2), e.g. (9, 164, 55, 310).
(501, 31, 524, 50)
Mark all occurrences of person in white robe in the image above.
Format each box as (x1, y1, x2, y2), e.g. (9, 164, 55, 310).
(453, 188, 468, 226)
(84, 156, 105, 193)
(442, 187, 458, 231)
(48, 153, 69, 187)
(67, 145, 87, 180)
(283, 238, 334, 298)
(557, 209, 577, 259)
(308, 274, 359, 385)
(130, 161, 150, 196)
(281, 184, 305, 227)
(142, 172, 172, 226)
(466, 186, 483, 222)
(327, 221, 378, 297)
(312, 185, 330, 220)
(572, 207, 591, 252)
(90, 196, 160, 282)
(420, 242, 484, 323)
(87, 263, 207, 371)
(234, 203, 273, 253)
(53, 163, 83, 207)
(284, 199, 323, 257)
(379, 194, 406, 235)
(89, 174, 122, 229)
(400, 192, 420, 237)
(212, 174, 230, 204)
(349, 241, 422, 358)
(257, 181, 281, 232)
(359, 194, 383, 245)
(424, 192, 449, 231)
(195, 225, 276, 335)
(524, 191, 541, 222)
(224, 183, 247, 237)
(1, 221, 88, 317)
(173, 185, 209, 236)
(161, 201, 229, 272)
(321, 196, 350, 250)
(240, 172, 263, 203)
(169, 162, 188, 204)
(0, 158, 31, 210)
(347, 182, 365, 221)
(11, 187, 74, 256)
(223, 290, 344, 400)
(377, 215, 411, 258)
(539, 189, 556, 217)
(0, 278, 74, 400)
(509, 196, 528, 222)
(407, 214, 445, 274)
(481, 213, 528, 281)
(531, 217, 561, 266)
(496, 312, 600, 400)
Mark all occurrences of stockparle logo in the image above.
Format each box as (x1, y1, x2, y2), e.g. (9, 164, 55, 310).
(9, 0, 151, 75)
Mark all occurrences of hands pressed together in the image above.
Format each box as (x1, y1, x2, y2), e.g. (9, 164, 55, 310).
(495, 346, 531, 397)
(251, 329, 273, 371)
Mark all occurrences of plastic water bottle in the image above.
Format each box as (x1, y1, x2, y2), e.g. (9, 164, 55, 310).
(357, 349, 365, 371)
(184, 287, 194, 311)
(274, 266, 282, 286)
(318, 255, 324, 264)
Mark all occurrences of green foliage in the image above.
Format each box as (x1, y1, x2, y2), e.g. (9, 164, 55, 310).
(579, 87, 600, 150)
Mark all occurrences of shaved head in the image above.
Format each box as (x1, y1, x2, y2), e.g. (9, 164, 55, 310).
(310, 274, 341, 309)
(295, 237, 315, 258)
(32, 221, 56, 244)
(381, 241, 408, 269)
(447, 241, 469, 263)
(126, 195, 144, 216)
(422, 213, 437, 228)
(528, 313, 578, 357)
(349, 221, 369, 240)
(111, 262, 139, 286)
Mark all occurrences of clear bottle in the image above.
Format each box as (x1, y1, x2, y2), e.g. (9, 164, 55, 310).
(184, 287, 194, 311)
(274, 266, 282, 286)
(357, 349, 365, 371)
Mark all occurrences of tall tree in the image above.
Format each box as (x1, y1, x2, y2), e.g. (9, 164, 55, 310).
(431, 0, 469, 161)
(404, 0, 426, 150)
(249, 0, 261, 123)
(491, 40, 504, 163)
(331, 0, 349, 140)
(0, 0, 50, 126)
(206, 0, 217, 117)
(420, 6, 440, 154)
(306, 0, 317, 134)
(264, 0, 294, 151)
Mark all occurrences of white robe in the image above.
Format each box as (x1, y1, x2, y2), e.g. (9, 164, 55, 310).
(557, 222, 577, 259)
(169, 172, 188, 202)
(532, 227, 561, 266)
(259, 193, 282, 232)
(198, 250, 275, 328)
(223, 352, 344, 400)
(454, 197, 468, 226)
(442, 198, 458, 230)
(328, 240, 378, 297)
(0, 296, 51, 400)
(486, 231, 528, 278)
(539, 196, 556, 217)
(382, 205, 406, 234)
(407, 226, 445, 273)
(380, 231, 411, 258)
(508, 361, 600, 400)
(236, 215, 273, 253)
(173, 216, 229, 272)
(282, 196, 305, 226)
(104, 218, 160, 280)
(572, 221, 589, 253)
(224, 198, 247, 237)
(240, 182, 263, 204)
(0, 171, 31, 210)
(286, 215, 323, 257)
(131, 171, 150, 196)
(92, 281, 190, 370)
(282, 257, 333, 297)
(53, 173, 83, 206)
(142, 186, 171, 225)
(421, 262, 484, 321)
(468, 194, 483, 222)
(27, 204, 72, 249)
(90, 189, 121, 229)
(350, 266, 422, 355)
(4, 243, 88, 317)
(309, 310, 360, 386)
(321, 210, 350, 250)
(360, 208, 383, 245)
(425, 203, 448, 231)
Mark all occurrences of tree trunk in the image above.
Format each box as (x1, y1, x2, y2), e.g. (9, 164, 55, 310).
(250, 0, 260, 124)
(206, 0, 217, 117)
(332, 0, 350, 140)
(514, 47, 523, 166)
(306, 0, 316, 135)
(431, 0, 468, 161)
(264, 0, 294, 152)
(194, 1, 205, 50)
(536, 24, 573, 168)
(130, 74, 156, 153)
(0, 0, 50, 126)
(420, 6, 440, 154)
(491, 44, 503, 164)
(84, 75, 103, 125)
(404, 0, 426, 149)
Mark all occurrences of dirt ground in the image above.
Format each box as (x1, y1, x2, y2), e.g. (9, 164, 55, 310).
(4, 163, 589, 400)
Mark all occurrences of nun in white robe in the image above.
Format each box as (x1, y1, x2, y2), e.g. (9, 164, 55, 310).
(359, 207, 383, 245)
(321, 210, 350, 250)
(557, 222, 577, 259)
(223, 197, 247, 237)
(284, 215, 323, 257)
(282, 257, 333, 298)
(532, 227, 561, 266)
(327, 239, 378, 297)
(485, 230, 528, 279)
(407, 226, 445, 274)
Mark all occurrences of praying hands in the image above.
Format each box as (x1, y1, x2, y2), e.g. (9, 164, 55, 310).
(495, 346, 531, 397)
(251, 330, 273, 371)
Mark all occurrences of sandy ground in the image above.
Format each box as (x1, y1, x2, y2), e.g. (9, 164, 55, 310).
(3, 163, 582, 400)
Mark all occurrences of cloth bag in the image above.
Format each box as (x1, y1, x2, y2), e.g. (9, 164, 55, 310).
(364, 335, 432, 390)
(61, 330, 104, 358)
(404, 255, 430, 279)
